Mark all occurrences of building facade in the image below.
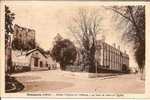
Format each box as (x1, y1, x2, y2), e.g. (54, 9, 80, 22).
(12, 48, 58, 72)
(95, 40, 129, 73)
(74, 39, 129, 73)
(12, 24, 36, 50)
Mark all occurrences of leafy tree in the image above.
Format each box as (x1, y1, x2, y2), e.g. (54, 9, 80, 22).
(68, 8, 102, 73)
(51, 39, 77, 70)
(5, 5, 15, 39)
(110, 6, 145, 76)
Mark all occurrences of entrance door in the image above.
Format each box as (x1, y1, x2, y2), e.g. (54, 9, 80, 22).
(34, 58, 39, 67)
(40, 61, 43, 67)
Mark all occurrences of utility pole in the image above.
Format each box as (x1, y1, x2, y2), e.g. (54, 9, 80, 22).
(5, 5, 15, 74)
(6, 32, 13, 74)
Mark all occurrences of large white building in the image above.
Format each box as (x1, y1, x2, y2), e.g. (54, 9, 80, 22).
(95, 40, 129, 73)
(75, 39, 129, 73)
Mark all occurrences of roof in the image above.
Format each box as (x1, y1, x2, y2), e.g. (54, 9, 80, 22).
(26, 48, 47, 58)
(96, 40, 129, 56)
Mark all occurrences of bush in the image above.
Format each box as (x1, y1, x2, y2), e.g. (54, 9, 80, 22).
(5, 74, 24, 93)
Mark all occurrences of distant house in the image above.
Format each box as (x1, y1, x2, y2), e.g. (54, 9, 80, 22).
(46, 54, 59, 70)
(12, 48, 58, 72)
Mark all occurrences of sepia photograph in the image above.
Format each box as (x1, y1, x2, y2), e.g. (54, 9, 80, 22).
(1, 1, 149, 98)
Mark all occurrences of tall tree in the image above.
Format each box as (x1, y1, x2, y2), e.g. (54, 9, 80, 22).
(5, 5, 15, 37)
(110, 6, 145, 74)
(5, 5, 15, 73)
(68, 8, 102, 73)
(51, 38, 77, 70)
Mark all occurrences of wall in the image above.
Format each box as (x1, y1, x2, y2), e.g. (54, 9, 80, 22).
(12, 24, 35, 50)
(27, 50, 48, 71)
(96, 40, 129, 72)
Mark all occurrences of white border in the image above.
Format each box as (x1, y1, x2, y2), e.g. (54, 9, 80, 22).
(1, 1, 150, 98)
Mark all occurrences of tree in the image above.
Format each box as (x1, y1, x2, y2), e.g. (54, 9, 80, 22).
(110, 6, 145, 76)
(5, 5, 15, 39)
(68, 8, 102, 73)
(51, 38, 77, 70)
(5, 5, 15, 73)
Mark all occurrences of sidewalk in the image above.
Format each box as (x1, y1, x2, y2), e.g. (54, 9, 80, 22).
(59, 70, 124, 79)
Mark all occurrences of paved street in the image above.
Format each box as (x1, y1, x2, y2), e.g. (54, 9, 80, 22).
(12, 70, 144, 93)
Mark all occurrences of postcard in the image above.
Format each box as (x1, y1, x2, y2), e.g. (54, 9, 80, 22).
(0, 0, 150, 99)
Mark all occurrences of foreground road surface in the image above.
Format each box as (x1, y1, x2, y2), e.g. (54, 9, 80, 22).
(12, 70, 144, 93)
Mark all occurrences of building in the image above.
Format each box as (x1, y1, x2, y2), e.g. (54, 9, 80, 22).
(46, 54, 59, 70)
(95, 40, 129, 73)
(12, 48, 58, 72)
(74, 39, 129, 73)
(13, 24, 35, 42)
(12, 24, 36, 50)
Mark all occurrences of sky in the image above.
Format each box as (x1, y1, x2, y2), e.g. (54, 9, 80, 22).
(6, 1, 138, 68)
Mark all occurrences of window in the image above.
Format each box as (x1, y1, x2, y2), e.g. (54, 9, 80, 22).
(46, 62, 48, 67)
(19, 34, 22, 38)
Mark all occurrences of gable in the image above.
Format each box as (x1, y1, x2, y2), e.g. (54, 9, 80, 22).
(26, 49, 47, 58)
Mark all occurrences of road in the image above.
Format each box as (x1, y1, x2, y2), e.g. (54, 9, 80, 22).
(12, 70, 145, 93)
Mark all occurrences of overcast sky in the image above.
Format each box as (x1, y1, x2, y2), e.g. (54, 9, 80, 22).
(6, 1, 138, 68)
